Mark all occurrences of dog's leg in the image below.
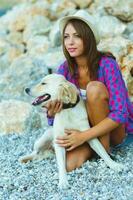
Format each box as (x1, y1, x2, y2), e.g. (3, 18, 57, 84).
(54, 143, 69, 189)
(34, 128, 53, 152)
(88, 138, 124, 171)
(19, 128, 54, 163)
(19, 151, 37, 163)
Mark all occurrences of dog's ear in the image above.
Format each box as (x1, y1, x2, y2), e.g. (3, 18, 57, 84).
(58, 81, 78, 103)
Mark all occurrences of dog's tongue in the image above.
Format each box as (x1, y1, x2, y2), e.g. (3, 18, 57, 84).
(32, 94, 50, 106)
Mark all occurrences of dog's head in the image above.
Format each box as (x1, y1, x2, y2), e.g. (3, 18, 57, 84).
(25, 74, 79, 107)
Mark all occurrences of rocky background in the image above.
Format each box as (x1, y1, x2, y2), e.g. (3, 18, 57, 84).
(0, 1, 133, 200)
(0, 0, 133, 134)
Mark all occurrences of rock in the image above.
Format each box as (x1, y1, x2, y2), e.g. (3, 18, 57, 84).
(0, 54, 48, 100)
(122, 66, 133, 102)
(4, 4, 30, 32)
(50, 0, 76, 18)
(27, 35, 51, 55)
(0, 100, 42, 134)
(120, 44, 133, 73)
(41, 48, 65, 72)
(0, 37, 10, 56)
(128, 33, 133, 42)
(87, 0, 109, 16)
(124, 22, 133, 35)
(73, 0, 93, 9)
(104, 0, 133, 22)
(98, 36, 132, 64)
(0, 54, 10, 73)
(120, 44, 133, 101)
(1, 1, 51, 32)
(49, 20, 61, 47)
(23, 15, 51, 43)
(6, 44, 25, 63)
(0, 39, 25, 73)
(95, 15, 126, 39)
(123, 22, 133, 41)
(7, 31, 23, 45)
(0, 21, 9, 36)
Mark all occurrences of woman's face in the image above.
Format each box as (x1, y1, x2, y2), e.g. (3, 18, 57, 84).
(64, 23, 84, 58)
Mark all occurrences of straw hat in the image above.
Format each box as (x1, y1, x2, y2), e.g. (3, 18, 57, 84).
(59, 10, 100, 44)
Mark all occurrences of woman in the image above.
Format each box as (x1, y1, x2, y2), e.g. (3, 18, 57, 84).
(46, 10, 133, 171)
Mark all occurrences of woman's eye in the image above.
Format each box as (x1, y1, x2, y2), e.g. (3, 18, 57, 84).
(75, 34, 80, 38)
(64, 35, 68, 39)
(41, 82, 46, 85)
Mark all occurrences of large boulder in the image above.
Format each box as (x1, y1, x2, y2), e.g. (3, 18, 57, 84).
(104, 0, 133, 22)
(0, 100, 42, 134)
(73, 0, 93, 9)
(27, 35, 51, 55)
(0, 54, 48, 100)
(120, 44, 133, 101)
(23, 15, 51, 43)
(95, 15, 126, 39)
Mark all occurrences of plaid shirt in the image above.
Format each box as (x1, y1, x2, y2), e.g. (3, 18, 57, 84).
(48, 56, 133, 134)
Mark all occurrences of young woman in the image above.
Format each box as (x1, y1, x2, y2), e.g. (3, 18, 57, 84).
(45, 10, 133, 171)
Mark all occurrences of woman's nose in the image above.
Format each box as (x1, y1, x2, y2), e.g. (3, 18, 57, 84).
(68, 36, 74, 44)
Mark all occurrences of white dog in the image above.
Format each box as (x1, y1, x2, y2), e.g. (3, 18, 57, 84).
(19, 74, 123, 189)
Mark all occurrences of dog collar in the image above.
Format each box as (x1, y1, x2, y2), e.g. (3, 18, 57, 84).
(62, 95, 80, 109)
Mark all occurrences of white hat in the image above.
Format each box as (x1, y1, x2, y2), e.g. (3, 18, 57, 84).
(59, 10, 100, 44)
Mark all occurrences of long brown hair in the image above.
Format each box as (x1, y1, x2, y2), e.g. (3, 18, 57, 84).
(62, 19, 115, 80)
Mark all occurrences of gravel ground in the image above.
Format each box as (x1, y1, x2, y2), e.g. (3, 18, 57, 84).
(0, 129, 133, 200)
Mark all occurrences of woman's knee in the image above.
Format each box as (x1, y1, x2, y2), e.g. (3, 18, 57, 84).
(86, 81, 109, 103)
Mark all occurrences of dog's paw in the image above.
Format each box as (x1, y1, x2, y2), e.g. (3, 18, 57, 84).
(19, 157, 29, 163)
(58, 179, 69, 190)
(108, 161, 124, 172)
(18, 155, 32, 163)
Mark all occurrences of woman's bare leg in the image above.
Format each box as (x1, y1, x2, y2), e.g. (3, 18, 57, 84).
(110, 125, 126, 146)
(86, 81, 126, 149)
(66, 81, 126, 172)
(66, 143, 94, 172)
(86, 81, 110, 152)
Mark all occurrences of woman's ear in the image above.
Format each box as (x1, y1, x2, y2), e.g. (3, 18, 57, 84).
(58, 81, 78, 103)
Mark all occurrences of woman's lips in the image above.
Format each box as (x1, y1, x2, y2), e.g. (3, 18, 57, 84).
(68, 48, 77, 53)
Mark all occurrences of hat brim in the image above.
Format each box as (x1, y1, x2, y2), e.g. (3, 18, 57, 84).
(59, 15, 100, 44)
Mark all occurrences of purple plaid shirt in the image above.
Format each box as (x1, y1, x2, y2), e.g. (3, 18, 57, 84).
(48, 56, 133, 134)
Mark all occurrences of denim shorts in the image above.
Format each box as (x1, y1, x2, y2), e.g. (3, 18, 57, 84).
(114, 133, 131, 148)
(80, 88, 86, 100)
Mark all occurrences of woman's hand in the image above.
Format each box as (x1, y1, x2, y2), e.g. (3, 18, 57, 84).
(56, 129, 85, 151)
(43, 100, 63, 117)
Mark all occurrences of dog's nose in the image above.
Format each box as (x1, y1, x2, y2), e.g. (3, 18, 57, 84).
(25, 88, 30, 94)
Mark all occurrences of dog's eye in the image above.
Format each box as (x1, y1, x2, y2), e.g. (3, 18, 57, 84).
(41, 82, 46, 85)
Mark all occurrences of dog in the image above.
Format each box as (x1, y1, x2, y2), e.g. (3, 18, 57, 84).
(19, 74, 124, 189)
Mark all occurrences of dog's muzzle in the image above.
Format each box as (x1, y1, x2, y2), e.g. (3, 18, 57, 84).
(32, 93, 51, 106)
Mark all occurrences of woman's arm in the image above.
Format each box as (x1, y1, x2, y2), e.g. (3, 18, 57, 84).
(46, 61, 69, 126)
(82, 117, 119, 141)
(56, 117, 119, 151)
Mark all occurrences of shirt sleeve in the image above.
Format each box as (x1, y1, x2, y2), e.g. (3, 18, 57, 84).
(103, 58, 129, 124)
(56, 61, 69, 78)
(47, 112, 54, 126)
